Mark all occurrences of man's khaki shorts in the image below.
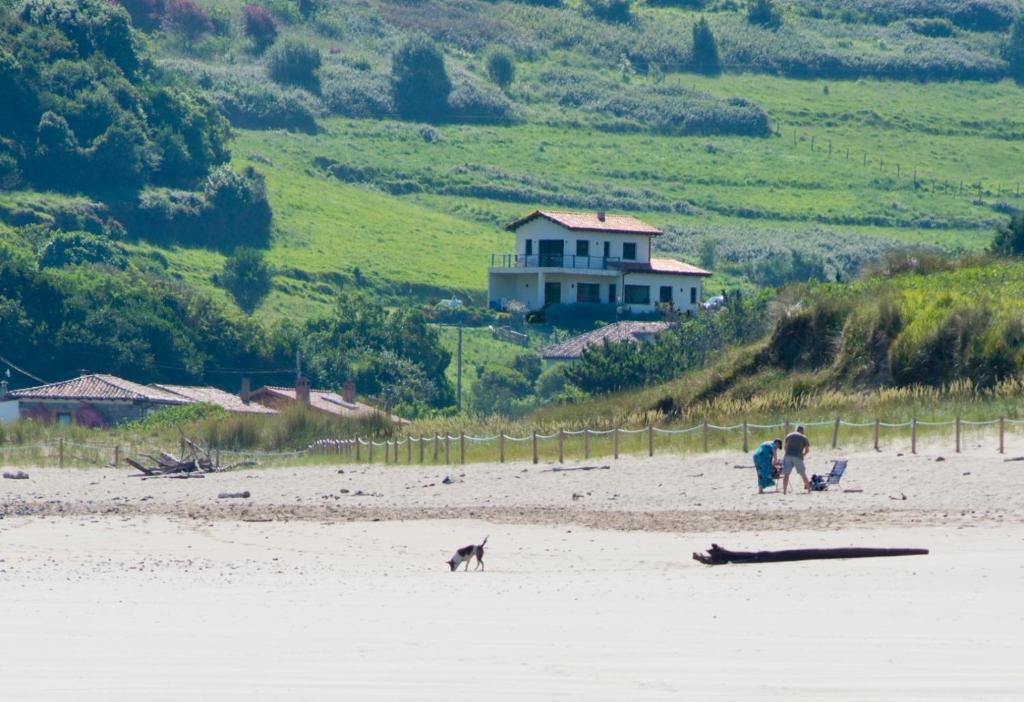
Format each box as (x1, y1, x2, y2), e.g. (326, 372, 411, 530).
(782, 456, 806, 477)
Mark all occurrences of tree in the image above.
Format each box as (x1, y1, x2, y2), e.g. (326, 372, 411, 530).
(243, 5, 278, 54)
(1008, 15, 1024, 84)
(699, 237, 717, 269)
(990, 214, 1024, 256)
(470, 367, 534, 416)
(267, 40, 322, 92)
(116, 0, 165, 32)
(486, 48, 515, 89)
(747, 0, 782, 29)
(219, 247, 273, 314)
(583, 0, 633, 23)
(691, 17, 720, 76)
(392, 36, 451, 122)
(201, 166, 273, 249)
(164, 0, 213, 43)
(512, 353, 542, 384)
(40, 232, 128, 270)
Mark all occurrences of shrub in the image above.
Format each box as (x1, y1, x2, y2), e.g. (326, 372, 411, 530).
(202, 166, 273, 249)
(392, 35, 451, 122)
(116, 0, 165, 32)
(219, 246, 273, 313)
(164, 0, 213, 42)
(267, 39, 322, 92)
(320, 64, 394, 118)
(747, 0, 783, 29)
(39, 231, 128, 269)
(904, 17, 955, 37)
(470, 367, 534, 416)
(447, 76, 515, 123)
(582, 0, 633, 23)
(20, 0, 141, 75)
(214, 84, 319, 132)
(243, 4, 278, 53)
(1008, 15, 1024, 84)
(989, 214, 1024, 256)
(485, 48, 515, 89)
(691, 17, 720, 75)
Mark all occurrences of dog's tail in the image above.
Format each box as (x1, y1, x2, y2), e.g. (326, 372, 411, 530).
(481, 535, 489, 547)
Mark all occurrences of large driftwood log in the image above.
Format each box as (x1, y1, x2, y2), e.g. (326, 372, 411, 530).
(693, 543, 928, 565)
(127, 437, 256, 477)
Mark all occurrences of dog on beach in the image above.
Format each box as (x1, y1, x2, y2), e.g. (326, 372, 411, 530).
(447, 536, 488, 572)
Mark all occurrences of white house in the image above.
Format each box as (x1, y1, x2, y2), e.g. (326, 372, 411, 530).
(488, 210, 710, 314)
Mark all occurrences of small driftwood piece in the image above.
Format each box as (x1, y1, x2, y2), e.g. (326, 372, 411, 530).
(547, 465, 611, 473)
(692, 543, 928, 566)
(2, 470, 29, 480)
(218, 490, 251, 499)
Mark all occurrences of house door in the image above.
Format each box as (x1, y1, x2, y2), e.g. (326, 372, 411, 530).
(538, 240, 564, 267)
(544, 281, 561, 306)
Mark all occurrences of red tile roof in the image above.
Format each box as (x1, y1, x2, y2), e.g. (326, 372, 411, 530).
(152, 385, 278, 415)
(9, 374, 189, 403)
(616, 257, 712, 277)
(539, 322, 674, 360)
(506, 210, 663, 235)
(251, 386, 407, 424)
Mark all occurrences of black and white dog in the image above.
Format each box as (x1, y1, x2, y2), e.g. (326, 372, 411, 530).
(447, 536, 488, 572)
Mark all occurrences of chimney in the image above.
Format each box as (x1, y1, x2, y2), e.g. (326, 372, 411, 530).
(597, 211, 606, 222)
(342, 380, 355, 404)
(296, 375, 311, 405)
(240, 376, 251, 405)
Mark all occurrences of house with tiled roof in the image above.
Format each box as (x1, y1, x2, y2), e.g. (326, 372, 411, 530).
(538, 321, 674, 365)
(152, 385, 277, 415)
(6, 374, 191, 428)
(249, 378, 408, 424)
(488, 210, 711, 315)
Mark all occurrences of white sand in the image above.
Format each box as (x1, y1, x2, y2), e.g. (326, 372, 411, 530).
(2, 443, 1024, 699)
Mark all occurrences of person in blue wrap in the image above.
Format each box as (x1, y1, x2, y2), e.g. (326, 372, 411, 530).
(752, 438, 783, 493)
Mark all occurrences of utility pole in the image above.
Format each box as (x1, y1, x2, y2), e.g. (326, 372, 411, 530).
(456, 322, 463, 413)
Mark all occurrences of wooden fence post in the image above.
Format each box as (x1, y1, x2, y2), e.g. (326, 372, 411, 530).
(407, 436, 412, 463)
(702, 420, 709, 452)
(999, 417, 1005, 454)
(784, 419, 790, 436)
(648, 425, 654, 457)
(459, 432, 466, 465)
(444, 434, 450, 464)
(499, 432, 505, 463)
(832, 417, 840, 449)
(59, 437, 64, 468)
(583, 429, 590, 459)
(558, 429, 564, 464)
(216, 448, 220, 468)
(955, 417, 961, 453)
(114, 445, 120, 469)
(368, 438, 374, 464)
(873, 418, 880, 451)
(742, 420, 748, 453)
(419, 434, 425, 464)
(356, 437, 361, 462)
(911, 418, 917, 455)
(384, 439, 389, 464)
(433, 433, 439, 463)
(613, 427, 620, 459)
(179, 436, 186, 460)
(532, 431, 538, 464)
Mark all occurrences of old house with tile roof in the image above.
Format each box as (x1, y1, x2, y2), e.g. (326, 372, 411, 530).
(488, 210, 710, 315)
(538, 321, 674, 365)
(249, 379, 408, 424)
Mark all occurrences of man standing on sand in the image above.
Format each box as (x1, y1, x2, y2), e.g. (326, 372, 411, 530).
(782, 425, 811, 494)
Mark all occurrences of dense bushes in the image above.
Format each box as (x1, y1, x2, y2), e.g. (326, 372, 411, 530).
(392, 36, 452, 121)
(243, 4, 278, 53)
(989, 213, 1024, 256)
(792, 0, 1019, 32)
(582, 0, 633, 23)
(543, 71, 770, 136)
(1008, 15, 1024, 84)
(213, 83, 319, 132)
(1, 4, 231, 194)
(117, 166, 273, 249)
(485, 48, 515, 88)
(217, 246, 273, 314)
(267, 39, 321, 92)
(39, 231, 128, 270)
(320, 64, 394, 118)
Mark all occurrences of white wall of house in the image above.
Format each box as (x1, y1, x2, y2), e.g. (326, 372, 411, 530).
(513, 219, 652, 263)
(620, 273, 703, 313)
(0, 400, 18, 423)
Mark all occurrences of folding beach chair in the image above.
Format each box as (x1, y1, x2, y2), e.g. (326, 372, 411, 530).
(809, 459, 847, 491)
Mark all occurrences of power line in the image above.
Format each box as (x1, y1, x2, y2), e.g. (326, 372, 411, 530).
(0, 353, 48, 385)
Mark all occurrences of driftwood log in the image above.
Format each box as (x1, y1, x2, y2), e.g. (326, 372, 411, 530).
(2, 470, 30, 480)
(126, 436, 255, 477)
(693, 543, 929, 565)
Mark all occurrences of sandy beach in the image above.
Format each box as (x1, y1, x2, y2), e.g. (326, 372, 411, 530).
(3, 443, 1024, 699)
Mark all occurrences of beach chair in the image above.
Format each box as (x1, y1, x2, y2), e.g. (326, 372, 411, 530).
(809, 459, 847, 491)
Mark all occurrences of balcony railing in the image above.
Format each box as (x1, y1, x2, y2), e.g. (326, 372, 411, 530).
(489, 253, 622, 270)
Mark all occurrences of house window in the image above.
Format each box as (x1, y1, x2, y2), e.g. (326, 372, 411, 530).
(576, 240, 589, 258)
(525, 239, 533, 255)
(577, 283, 600, 303)
(623, 242, 637, 260)
(603, 241, 611, 259)
(608, 283, 617, 303)
(56, 412, 72, 426)
(624, 285, 650, 305)
(690, 287, 698, 304)
(659, 286, 673, 304)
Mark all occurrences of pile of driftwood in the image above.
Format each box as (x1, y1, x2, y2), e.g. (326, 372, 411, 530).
(126, 438, 254, 478)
